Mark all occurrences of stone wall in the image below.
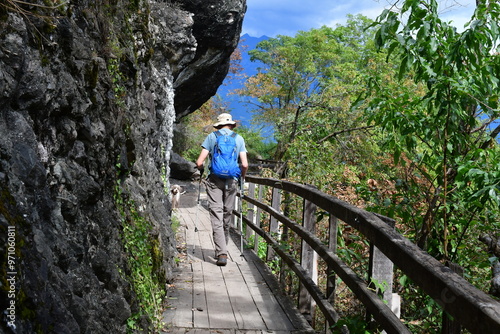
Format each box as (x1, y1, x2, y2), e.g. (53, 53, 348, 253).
(0, 0, 245, 332)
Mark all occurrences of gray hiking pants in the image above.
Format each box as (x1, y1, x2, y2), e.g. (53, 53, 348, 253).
(205, 174, 238, 257)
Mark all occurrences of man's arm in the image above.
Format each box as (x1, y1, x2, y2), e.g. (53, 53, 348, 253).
(239, 151, 248, 178)
(196, 148, 210, 170)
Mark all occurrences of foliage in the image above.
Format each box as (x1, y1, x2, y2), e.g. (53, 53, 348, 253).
(0, 0, 68, 20)
(115, 182, 165, 332)
(359, 0, 500, 263)
(108, 57, 127, 107)
(330, 315, 371, 334)
(232, 125, 277, 160)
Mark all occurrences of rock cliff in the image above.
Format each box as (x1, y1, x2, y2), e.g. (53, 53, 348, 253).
(0, 0, 245, 332)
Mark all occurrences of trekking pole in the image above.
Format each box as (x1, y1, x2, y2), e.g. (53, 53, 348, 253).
(193, 168, 203, 254)
(239, 176, 244, 257)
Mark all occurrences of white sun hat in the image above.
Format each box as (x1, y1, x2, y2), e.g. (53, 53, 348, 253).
(213, 113, 237, 127)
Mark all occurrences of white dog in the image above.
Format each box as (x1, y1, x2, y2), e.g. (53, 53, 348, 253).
(171, 185, 186, 210)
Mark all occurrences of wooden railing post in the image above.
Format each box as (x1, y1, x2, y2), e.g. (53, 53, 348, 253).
(234, 193, 240, 230)
(326, 214, 338, 332)
(254, 184, 263, 254)
(299, 199, 318, 324)
(267, 187, 281, 261)
(246, 183, 255, 242)
(368, 215, 398, 330)
(441, 261, 464, 334)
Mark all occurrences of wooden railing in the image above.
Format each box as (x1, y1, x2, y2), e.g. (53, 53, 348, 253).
(234, 175, 500, 334)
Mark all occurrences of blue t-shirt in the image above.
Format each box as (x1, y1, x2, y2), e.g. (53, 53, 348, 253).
(202, 128, 247, 178)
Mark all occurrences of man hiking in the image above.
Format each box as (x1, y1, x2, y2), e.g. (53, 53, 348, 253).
(196, 113, 248, 266)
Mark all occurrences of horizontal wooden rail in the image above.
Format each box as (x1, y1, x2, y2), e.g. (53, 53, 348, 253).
(241, 175, 500, 334)
(238, 195, 410, 334)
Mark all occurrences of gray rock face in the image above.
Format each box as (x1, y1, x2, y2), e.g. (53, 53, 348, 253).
(170, 151, 198, 180)
(171, 0, 247, 119)
(0, 0, 244, 332)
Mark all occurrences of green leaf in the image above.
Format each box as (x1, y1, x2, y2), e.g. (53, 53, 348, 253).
(398, 55, 409, 80)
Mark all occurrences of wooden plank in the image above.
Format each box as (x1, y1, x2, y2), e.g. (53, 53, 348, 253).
(202, 262, 239, 329)
(368, 244, 395, 307)
(244, 215, 340, 327)
(198, 222, 217, 264)
(161, 328, 190, 333)
(177, 207, 199, 256)
(226, 231, 301, 332)
(234, 242, 312, 332)
(224, 231, 269, 330)
(186, 205, 216, 263)
(245, 261, 297, 331)
(191, 261, 210, 328)
(166, 197, 315, 333)
(227, 229, 244, 263)
(163, 265, 194, 328)
(223, 264, 268, 330)
(248, 258, 314, 333)
(442, 262, 464, 334)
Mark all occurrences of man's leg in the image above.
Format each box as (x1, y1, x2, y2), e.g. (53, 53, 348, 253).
(206, 175, 227, 257)
(223, 179, 238, 243)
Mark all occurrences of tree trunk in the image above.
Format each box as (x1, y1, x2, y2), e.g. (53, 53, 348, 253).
(479, 234, 500, 297)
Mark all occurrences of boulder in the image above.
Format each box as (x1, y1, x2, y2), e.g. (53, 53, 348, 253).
(170, 151, 198, 180)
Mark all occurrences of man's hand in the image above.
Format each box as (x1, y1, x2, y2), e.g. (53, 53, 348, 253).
(196, 149, 209, 177)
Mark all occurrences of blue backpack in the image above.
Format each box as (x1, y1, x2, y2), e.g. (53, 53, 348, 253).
(211, 131, 241, 179)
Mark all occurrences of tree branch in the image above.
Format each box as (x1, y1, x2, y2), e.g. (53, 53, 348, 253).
(317, 125, 375, 144)
(480, 123, 500, 149)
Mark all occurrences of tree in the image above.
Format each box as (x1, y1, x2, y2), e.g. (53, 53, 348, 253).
(238, 15, 389, 181)
(360, 0, 500, 265)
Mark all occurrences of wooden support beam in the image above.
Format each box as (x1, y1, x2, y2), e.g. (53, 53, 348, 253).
(441, 261, 464, 334)
(254, 184, 263, 254)
(368, 218, 396, 326)
(327, 214, 338, 303)
(267, 187, 281, 261)
(299, 199, 318, 323)
(246, 182, 255, 242)
(326, 214, 339, 333)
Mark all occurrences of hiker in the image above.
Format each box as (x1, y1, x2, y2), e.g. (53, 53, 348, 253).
(195, 113, 248, 266)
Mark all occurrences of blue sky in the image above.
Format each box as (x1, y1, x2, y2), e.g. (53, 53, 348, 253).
(241, 0, 477, 38)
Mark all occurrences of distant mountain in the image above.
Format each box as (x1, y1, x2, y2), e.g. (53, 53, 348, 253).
(216, 34, 269, 127)
(237, 33, 269, 80)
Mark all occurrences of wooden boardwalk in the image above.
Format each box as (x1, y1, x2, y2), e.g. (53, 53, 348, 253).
(162, 185, 314, 334)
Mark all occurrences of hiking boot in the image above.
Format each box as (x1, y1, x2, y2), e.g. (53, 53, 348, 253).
(216, 254, 228, 266)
